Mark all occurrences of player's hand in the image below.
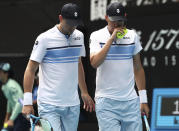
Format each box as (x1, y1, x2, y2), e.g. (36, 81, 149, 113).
(22, 105, 34, 118)
(111, 27, 125, 40)
(81, 93, 95, 112)
(6, 120, 14, 127)
(140, 103, 150, 118)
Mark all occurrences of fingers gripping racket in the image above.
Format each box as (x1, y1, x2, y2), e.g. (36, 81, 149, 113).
(28, 114, 53, 131)
(19, 99, 53, 131)
(142, 113, 150, 131)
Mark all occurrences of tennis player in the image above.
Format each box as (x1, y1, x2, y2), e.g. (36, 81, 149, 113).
(90, 2, 149, 131)
(22, 3, 94, 131)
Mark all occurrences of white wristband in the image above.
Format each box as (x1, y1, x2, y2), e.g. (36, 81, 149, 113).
(23, 92, 33, 105)
(139, 90, 148, 103)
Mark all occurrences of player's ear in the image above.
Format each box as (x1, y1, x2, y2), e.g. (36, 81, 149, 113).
(59, 15, 63, 22)
(105, 15, 109, 22)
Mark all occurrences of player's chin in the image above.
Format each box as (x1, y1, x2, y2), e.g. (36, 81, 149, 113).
(68, 29, 75, 34)
(111, 28, 115, 33)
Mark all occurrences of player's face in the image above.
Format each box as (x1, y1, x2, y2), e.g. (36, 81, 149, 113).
(59, 15, 77, 35)
(63, 20, 76, 34)
(108, 20, 125, 32)
(106, 16, 125, 33)
(0, 70, 6, 83)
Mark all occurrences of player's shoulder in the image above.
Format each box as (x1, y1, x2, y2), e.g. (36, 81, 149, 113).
(7, 79, 20, 88)
(126, 28, 138, 36)
(36, 32, 48, 42)
(90, 26, 107, 39)
(36, 26, 57, 41)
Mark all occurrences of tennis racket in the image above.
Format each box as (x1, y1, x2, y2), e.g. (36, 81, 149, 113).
(142, 113, 150, 131)
(18, 98, 53, 131)
(28, 114, 53, 131)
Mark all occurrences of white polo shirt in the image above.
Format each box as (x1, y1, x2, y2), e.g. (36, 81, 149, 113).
(90, 26, 142, 101)
(30, 26, 85, 106)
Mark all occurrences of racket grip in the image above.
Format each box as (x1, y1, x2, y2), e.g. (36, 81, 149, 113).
(143, 114, 150, 131)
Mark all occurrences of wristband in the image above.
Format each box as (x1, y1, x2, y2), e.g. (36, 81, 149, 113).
(139, 90, 148, 103)
(23, 92, 33, 105)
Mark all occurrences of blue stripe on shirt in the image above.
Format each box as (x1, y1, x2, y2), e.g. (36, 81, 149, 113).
(43, 56, 79, 61)
(99, 43, 135, 60)
(108, 45, 135, 55)
(100, 43, 135, 55)
(43, 60, 79, 63)
(44, 47, 81, 58)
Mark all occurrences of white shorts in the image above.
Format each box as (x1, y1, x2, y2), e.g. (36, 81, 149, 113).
(95, 97, 142, 131)
(38, 103, 80, 131)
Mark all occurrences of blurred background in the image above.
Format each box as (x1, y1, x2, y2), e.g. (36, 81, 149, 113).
(0, 0, 179, 131)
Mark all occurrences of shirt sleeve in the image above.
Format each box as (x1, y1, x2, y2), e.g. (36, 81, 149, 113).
(80, 33, 86, 57)
(9, 87, 22, 121)
(133, 32, 143, 55)
(30, 35, 47, 63)
(9, 103, 21, 121)
(89, 32, 101, 54)
(7, 101, 11, 113)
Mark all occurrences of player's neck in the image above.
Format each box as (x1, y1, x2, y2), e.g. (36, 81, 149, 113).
(57, 24, 69, 35)
(2, 77, 8, 84)
(107, 26, 113, 35)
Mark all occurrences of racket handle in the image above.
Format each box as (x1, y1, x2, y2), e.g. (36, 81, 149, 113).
(143, 114, 150, 131)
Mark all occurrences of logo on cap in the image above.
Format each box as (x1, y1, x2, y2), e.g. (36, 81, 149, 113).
(116, 9, 120, 13)
(35, 41, 38, 45)
(74, 12, 78, 17)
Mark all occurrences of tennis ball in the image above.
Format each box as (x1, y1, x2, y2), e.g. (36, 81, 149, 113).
(116, 28, 128, 39)
(4, 123, 8, 128)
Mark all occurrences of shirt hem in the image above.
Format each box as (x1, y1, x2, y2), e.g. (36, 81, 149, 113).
(95, 94, 138, 101)
(37, 100, 80, 107)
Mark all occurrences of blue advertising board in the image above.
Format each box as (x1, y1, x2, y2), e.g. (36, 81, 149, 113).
(151, 88, 179, 131)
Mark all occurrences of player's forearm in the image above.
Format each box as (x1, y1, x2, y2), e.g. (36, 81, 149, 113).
(23, 70, 35, 106)
(133, 53, 148, 103)
(4, 112, 11, 122)
(135, 67, 148, 104)
(23, 60, 38, 93)
(90, 38, 114, 68)
(78, 59, 88, 94)
(23, 60, 39, 105)
(134, 67, 146, 91)
(23, 68, 35, 93)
